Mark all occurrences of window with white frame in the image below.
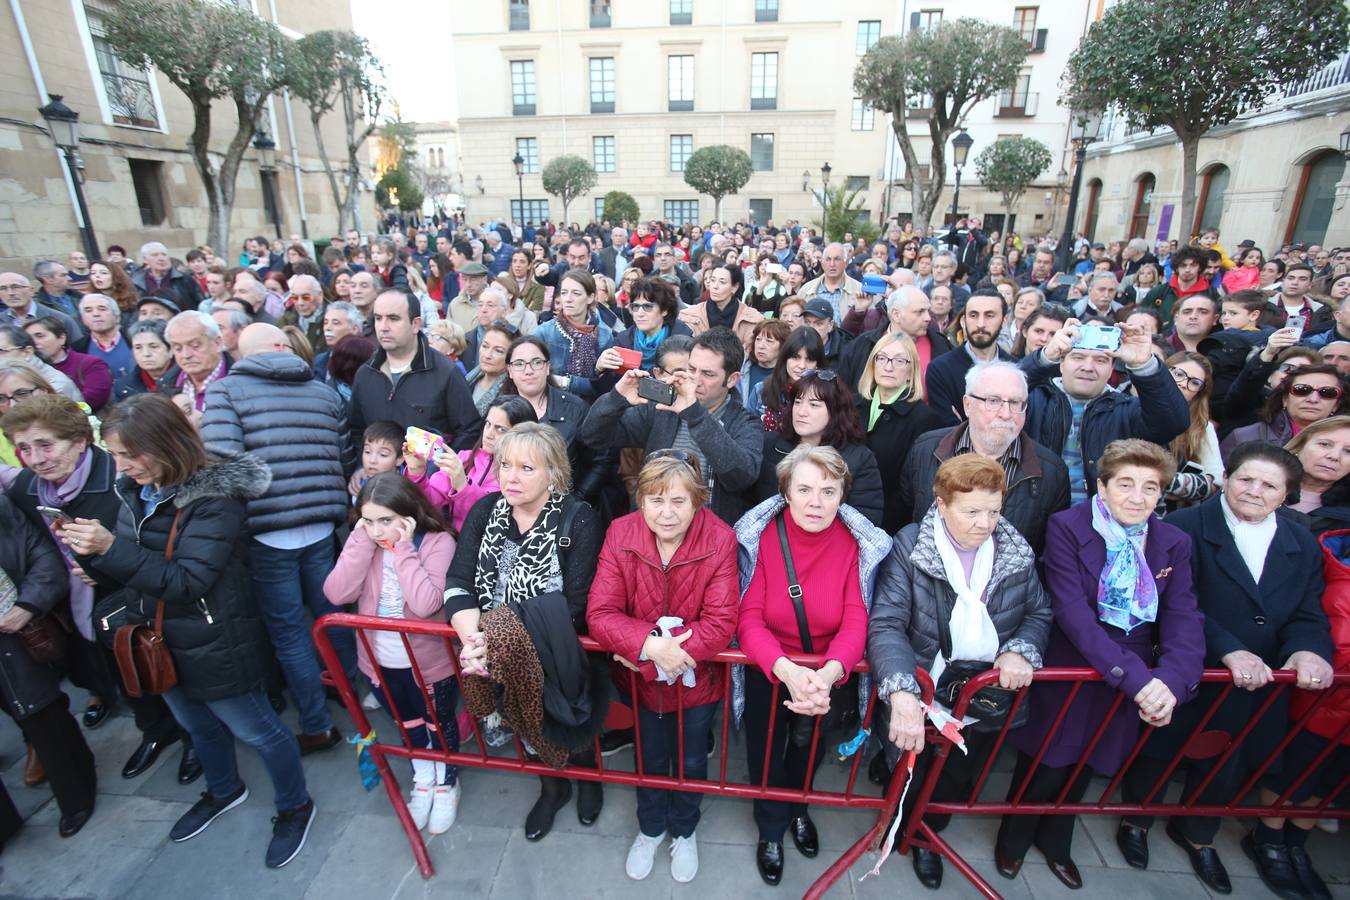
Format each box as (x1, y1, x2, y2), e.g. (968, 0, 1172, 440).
(851, 98, 874, 130)
(511, 199, 550, 224)
(511, 60, 536, 115)
(590, 57, 615, 113)
(856, 20, 881, 55)
(664, 200, 699, 223)
(515, 137, 539, 174)
(592, 136, 615, 173)
(669, 0, 692, 25)
(750, 52, 778, 110)
(84, 1, 161, 128)
(668, 55, 694, 111)
(670, 134, 693, 173)
(595, 198, 607, 221)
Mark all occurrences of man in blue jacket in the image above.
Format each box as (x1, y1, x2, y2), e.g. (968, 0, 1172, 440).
(1019, 318, 1190, 504)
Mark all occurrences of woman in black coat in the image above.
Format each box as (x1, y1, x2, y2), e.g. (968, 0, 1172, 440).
(0, 494, 97, 841)
(754, 369, 884, 525)
(854, 332, 941, 533)
(3, 395, 196, 783)
(57, 394, 316, 869)
(1125, 442, 1334, 895)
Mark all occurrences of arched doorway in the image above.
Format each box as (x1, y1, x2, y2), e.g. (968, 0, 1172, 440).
(1286, 151, 1346, 245)
(1129, 173, 1155, 239)
(1083, 178, 1102, 241)
(1194, 164, 1230, 237)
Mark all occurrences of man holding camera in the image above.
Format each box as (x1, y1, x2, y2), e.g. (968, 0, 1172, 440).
(1020, 319, 1190, 503)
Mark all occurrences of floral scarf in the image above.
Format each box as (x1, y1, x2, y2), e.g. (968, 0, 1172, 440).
(1090, 496, 1158, 634)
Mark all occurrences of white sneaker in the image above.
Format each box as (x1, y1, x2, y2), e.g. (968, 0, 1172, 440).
(1316, 817, 1339, 834)
(625, 831, 665, 880)
(407, 785, 433, 830)
(670, 832, 699, 883)
(428, 782, 460, 834)
(361, 692, 381, 711)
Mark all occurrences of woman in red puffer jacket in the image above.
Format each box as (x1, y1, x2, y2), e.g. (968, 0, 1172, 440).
(587, 453, 739, 883)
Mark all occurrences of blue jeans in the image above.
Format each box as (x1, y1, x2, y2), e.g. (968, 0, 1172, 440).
(162, 687, 309, 813)
(250, 536, 341, 736)
(635, 701, 717, 839)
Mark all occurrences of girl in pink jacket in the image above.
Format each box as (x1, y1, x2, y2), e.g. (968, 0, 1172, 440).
(404, 395, 538, 532)
(323, 472, 461, 835)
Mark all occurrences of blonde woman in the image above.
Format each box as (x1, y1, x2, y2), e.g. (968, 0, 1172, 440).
(404, 261, 441, 326)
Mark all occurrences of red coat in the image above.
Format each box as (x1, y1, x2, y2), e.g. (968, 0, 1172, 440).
(586, 507, 739, 713)
(629, 231, 658, 252)
(1292, 529, 1350, 743)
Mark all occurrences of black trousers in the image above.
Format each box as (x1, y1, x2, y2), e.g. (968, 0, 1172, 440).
(743, 668, 827, 842)
(1122, 755, 1232, 844)
(903, 729, 1000, 833)
(0, 779, 20, 847)
(994, 752, 1093, 863)
(9, 693, 96, 817)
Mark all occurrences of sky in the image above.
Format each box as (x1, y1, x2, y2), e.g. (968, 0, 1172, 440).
(351, 0, 456, 123)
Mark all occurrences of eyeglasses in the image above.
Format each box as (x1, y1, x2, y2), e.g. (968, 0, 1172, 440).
(508, 358, 549, 372)
(1170, 368, 1206, 393)
(798, 369, 838, 383)
(873, 354, 912, 370)
(1289, 383, 1344, 400)
(967, 394, 1029, 414)
(0, 387, 43, 405)
(490, 319, 520, 336)
(628, 302, 657, 313)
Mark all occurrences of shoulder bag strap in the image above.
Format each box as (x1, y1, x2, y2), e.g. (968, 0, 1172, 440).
(154, 511, 183, 638)
(934, 584, 954, 663)
(775, 515, 814, 655)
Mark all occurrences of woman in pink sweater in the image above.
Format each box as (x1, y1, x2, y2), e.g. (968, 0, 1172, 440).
(404, 395, 537, 532)
(323, 472, 461, 835)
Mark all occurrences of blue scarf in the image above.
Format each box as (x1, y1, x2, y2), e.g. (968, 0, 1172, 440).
(1090, 496, 1158, 634)
(631, 325, 668, 370)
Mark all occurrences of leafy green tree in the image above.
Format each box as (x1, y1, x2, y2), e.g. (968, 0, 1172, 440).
(290, 31, 386, 233)
(103, 0, 293, 252)
(682, 145, 753, 223)
(375, 165, 423, 213)
(813, 188, 880, 244)
(540, 155, 597, 223)
(1064, 0, 1349, 241)
(601, 191, 640, 226)
(855, 19, 1027, 229)
(973, 136, 1053, 218)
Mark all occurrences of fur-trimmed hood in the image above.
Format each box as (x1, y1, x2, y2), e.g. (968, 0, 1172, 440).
(114, 453, 272, 510)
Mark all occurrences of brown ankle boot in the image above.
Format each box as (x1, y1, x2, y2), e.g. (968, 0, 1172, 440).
(23, 743, 45, 787)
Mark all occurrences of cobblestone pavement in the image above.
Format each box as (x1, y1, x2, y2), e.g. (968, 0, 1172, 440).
(2, 691, 1346, 899)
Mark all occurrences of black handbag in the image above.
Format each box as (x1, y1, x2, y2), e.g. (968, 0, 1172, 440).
(932, 587, 1029, 733)
(776, 516, 849, 748)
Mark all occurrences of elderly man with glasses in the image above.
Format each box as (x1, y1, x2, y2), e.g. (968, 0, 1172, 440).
(279, 274, 326, 355)
(0, 273, 85, 344)
(898, 360, 1070, 554)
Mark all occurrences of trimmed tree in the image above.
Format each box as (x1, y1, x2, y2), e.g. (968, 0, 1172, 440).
(855, 19, 1027, 229)
(102, 0, 293, 252)
(601, 191, 640, 226)
(540, 155, 597, 224)
(973, 136, 1053, 219)
(1064, 0, 1350, 241)
(290, 30, 386, 234)
(682, 145, 753, 223)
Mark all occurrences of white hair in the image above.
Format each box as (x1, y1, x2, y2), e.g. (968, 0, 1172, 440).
(140, 241, 168, 259)
(1089, 271, 1119, 287)
(964, 360, 1028, 398)
(478, 285, 509, 309)
(78, 292, 116, 310)
(932, 250, 957, 266)
(165, 310, 220, 339)
(326, 301, 363, 328)
(886, 285, 927, 315)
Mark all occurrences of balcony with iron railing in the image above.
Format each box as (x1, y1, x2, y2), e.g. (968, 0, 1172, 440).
(102, 71, 158, 129)
(996, 90, 1039, 117)
(1281, 50, 1350, 100)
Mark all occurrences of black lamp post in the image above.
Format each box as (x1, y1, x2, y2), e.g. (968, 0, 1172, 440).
(949, 129, 974, 227)
(38, 94, 98, 261)
(820, 161, 832, 191)
(1057, 108, 1104, 274)
(512, 152, 525, 221)
(253, 131, 281, 239)
(1340, 126, 1350, 159)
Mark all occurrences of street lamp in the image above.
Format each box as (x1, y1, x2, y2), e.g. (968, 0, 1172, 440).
(801, 170, 811, 192)
(253, 131, 281, 239)
(949, 129, 974, 227)
(512, 152, 525, 221)
(37, 94, 98, 262)
(1340, 126, 1350, 159)
(820, 162, 832, 191)
(1057, 108, 1104, 274)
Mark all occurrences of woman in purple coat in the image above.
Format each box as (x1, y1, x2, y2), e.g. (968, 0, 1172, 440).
(992, 440, 1205, 889)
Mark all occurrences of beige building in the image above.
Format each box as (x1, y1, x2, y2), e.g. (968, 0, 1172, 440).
(0, 0, 369, 269)
(411, 121, 465, 214)
(451, 0, 1100, 235)
(1075, 50, 1350, 252)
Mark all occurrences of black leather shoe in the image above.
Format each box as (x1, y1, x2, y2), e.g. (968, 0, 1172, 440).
(1046, 857, 1083, 890)
(576, 778, 603, 826)
(82, 701, 110, 730)
(994, 843, 1023, 879)
(177, 746, 203, 785)
(58, 807, 93, 838)
(911, 846, 944, 890)
(122, 734, 179, 779)
(296, 727, 342, 757)
(524, 777, 571, 841)
(1166, 821, 1231, 894)
(868, 750, 891, 785)
(788, 815, 818, 858)
(1242, 833, 1304, 900)
(1116, 822, 1150, 869)
(1286, 844, 1332, 900)
(756, 840, 784, 886)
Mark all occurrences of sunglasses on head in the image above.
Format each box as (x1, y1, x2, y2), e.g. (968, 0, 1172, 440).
(490, 319, 520, 336)
(798, 369, 838, 383)
(1289, 383, 1344, 400)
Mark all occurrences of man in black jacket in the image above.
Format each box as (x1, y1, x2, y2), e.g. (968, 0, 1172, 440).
(923, 289, 1012, 427)
(348, 289, 482, 453)
(131, 241, 204, 311)
(899, 360, 1070, 553)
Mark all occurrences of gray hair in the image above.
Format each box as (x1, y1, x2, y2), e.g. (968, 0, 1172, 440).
(1015, 286, 1045, 306)
(477, 285, 509, 310)
(126, 319, 168, 344)
(1089, 271, 1119, 288)
(469, 239, 484, 253)
(326, 301, 363, 328)
(32, 259, 64, 280)
(932, 250, 957, 267)
(139, 241, 168, 259)
(165, 310, 220, 340)
(1033, 243, 1056, 258)
(210, 307, 250, 334)
(289, 273, 322, 295)
(1127, 238, 1149, 256)
(886, 285, 927, 315)
(486, 231, 501, 244)
(78, 292, 117, 311)
(964, 360, 1028, 398)
(653, 242, 673, 255)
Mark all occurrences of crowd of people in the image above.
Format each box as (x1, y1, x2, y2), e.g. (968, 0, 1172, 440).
(0, 214, 1348, 896)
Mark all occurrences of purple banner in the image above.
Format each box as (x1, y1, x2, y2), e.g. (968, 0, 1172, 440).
(1156, 204, 1174, 241)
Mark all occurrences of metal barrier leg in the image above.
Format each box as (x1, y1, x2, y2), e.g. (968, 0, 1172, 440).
(915, 822, 1002, 900)
(804, 748, 910, 900)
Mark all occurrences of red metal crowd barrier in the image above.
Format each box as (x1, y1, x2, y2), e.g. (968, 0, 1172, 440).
(899, 666, 1350, 900)
(312, 612, 934, 897)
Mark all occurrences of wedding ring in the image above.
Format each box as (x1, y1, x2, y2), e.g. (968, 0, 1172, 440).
(72, 538, 80, 545)
(1312, 677, 1323, 684)
(1241, 673, 1251, 680)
